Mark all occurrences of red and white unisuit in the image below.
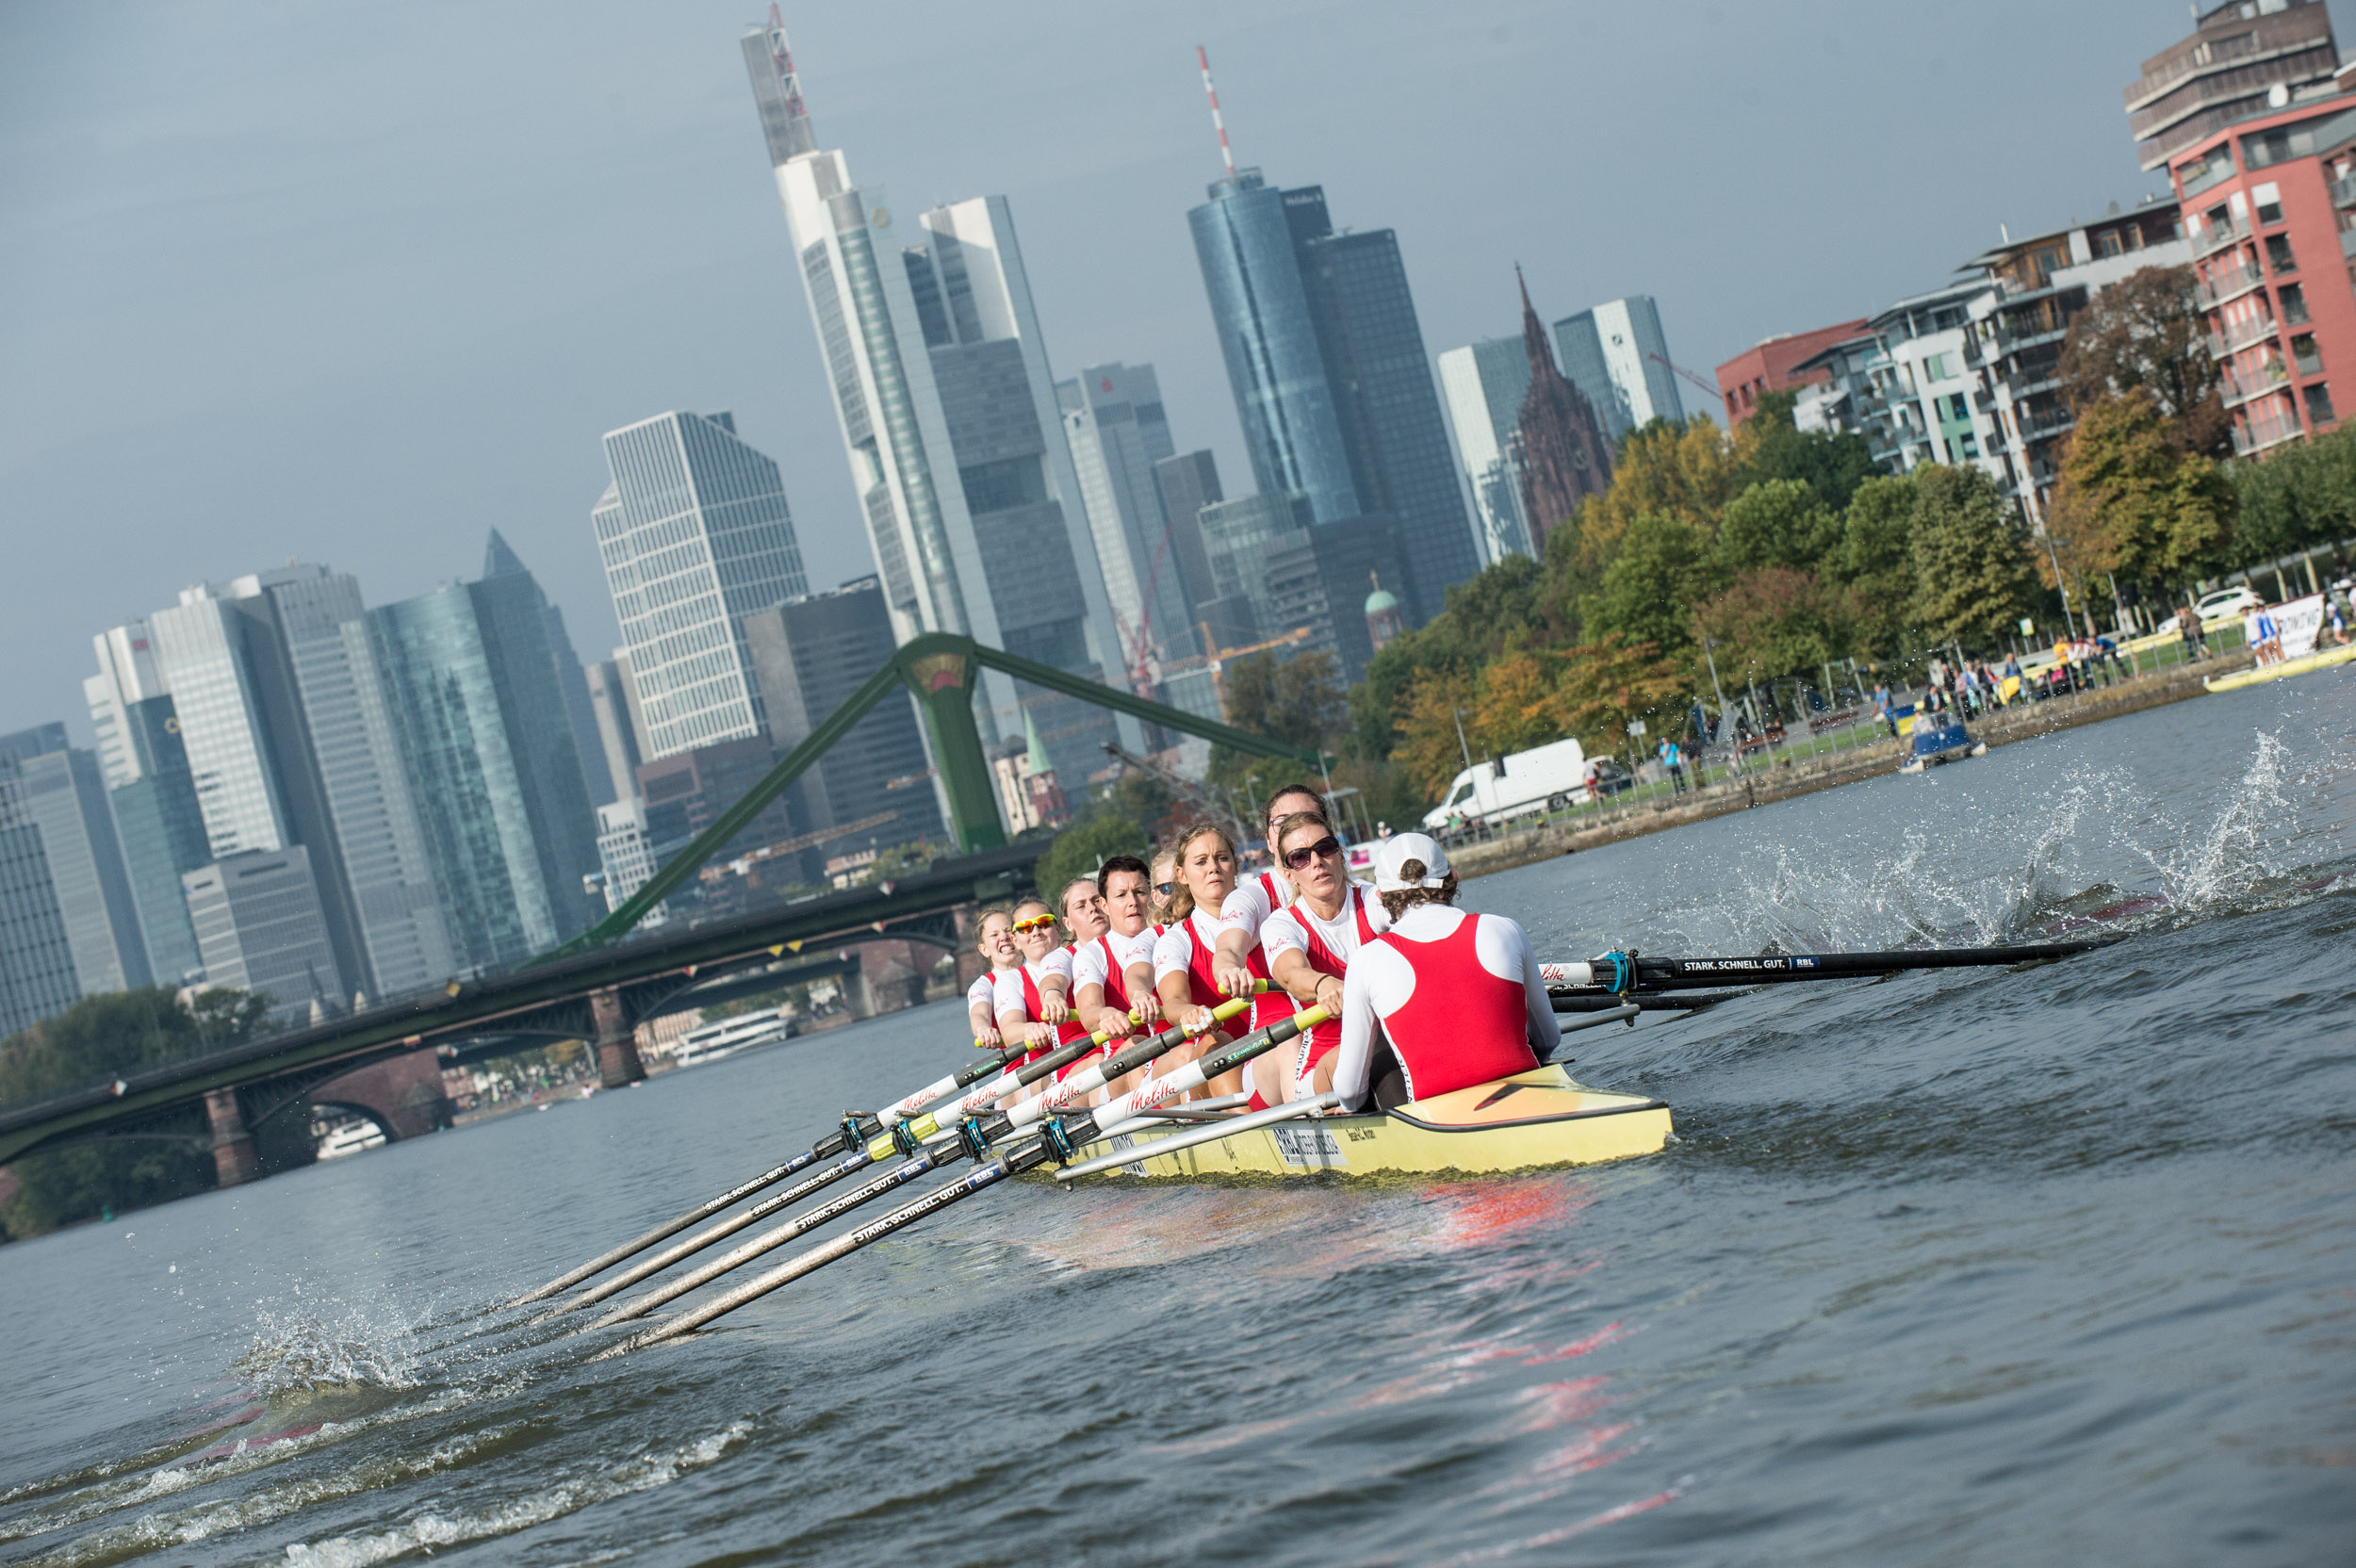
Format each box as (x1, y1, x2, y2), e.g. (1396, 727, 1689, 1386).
(1259, 879, 1387, 1079)
(991, 950, 1076, 1070)
(1152, 906, 1266, 1028)
(1069, 926, 1155, 1072)
(1333, 905, 1556, 1111)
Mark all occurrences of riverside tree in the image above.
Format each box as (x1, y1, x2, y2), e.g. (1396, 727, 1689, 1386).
(1907, 466, 2041, 648)
(2049, 388, 2234, 601)
(2055, 262, 2227, 457)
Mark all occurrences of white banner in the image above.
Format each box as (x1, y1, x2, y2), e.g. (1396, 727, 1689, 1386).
(2245, 595, 2324, 664)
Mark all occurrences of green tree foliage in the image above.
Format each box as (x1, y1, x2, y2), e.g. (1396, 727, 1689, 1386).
(2229, 419, 2356, 568)
(1211, 648, 1345, 797)
(1554, 635, 1693, 757)
(1583, 512, 1726, 654)
(1731, 388, 1880, 512)
(1692, 568, 1858, 683)
(1837, 473, 1921, 657)
(0, 987, 273, 1241)
(2049, 388, 2233, 596)
(2055, 263, 2226, 456)
(1036, 815, 1150, 905)
(1718, 477, 1843, 575)
(1907, 466, 2040, 649)
(1566, 415, 1738, 579)
(1350, 555, 1562, 759)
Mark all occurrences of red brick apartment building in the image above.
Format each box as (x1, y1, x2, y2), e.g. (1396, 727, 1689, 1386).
(2172, 77, 2356, 454)
(1714, 319, 1869, 427)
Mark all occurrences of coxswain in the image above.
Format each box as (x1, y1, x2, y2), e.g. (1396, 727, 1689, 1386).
(1331, 833, 1558, 1113)
(1249, 810, 1388, 1108)
(1072, 854, 1162, 1100)
(1152, 822, 1251, 1099)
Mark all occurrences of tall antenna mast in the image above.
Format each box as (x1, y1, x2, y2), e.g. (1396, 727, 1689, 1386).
(766, 3, 805, 119)
(1196, 44, 1236, 177)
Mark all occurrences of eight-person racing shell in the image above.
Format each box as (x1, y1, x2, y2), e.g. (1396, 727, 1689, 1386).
(1332, 904, 1558, 1111)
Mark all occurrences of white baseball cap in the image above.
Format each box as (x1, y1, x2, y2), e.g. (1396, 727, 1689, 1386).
(1370, 832, 1450, 891)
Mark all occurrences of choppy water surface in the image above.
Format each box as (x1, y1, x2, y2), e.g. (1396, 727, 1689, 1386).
(4, 677, 2354, 1566)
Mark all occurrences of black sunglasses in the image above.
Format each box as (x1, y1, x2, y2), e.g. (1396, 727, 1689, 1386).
(1283, 834, 1343, 870)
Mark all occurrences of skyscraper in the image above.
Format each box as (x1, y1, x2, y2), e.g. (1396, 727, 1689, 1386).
(0, 728, 80, 1037)
(15, 745, 149, 996)
(106, 695, 210, 988)
(741, 13, 1136, 791)
(1057, 363, 1195, 676)
(1151, 449, 1224, 624)
(183, 847, 344, 1025)
(594, 410, 808, 763)
(582, 658, 643, 808)
(1187, 127, 1476, 624)
(1554, 296, 1685, 445)
(1438, 337, 1538, 564)
(486, 529, 614, 810)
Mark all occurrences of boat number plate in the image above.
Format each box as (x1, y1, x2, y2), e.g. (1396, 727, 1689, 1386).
(1271, 1125, 1348, 1168)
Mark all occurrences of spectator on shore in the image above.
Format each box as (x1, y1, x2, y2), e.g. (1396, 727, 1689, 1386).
(1872, 681, 1893, 736)
(2330, 598, 2350, 647)
(2176, 603, 2205, 661)
(1660, 737, 1688, 794)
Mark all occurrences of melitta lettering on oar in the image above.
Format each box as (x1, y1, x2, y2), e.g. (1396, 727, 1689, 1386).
(510, 1011, 1140, 1310)
(590, 1004, 1333, 1360)
(1539, 939, 2119, 996)
(568, 998, 1254, 1332)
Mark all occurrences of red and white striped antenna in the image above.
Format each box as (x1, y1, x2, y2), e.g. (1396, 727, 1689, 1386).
(1196, 44, 1236, 177)
(766, 4, 805, 116)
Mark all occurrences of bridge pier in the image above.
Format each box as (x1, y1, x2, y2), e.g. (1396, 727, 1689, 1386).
(593, 987, 646, 1088)
(204, 1088, 259, 1187)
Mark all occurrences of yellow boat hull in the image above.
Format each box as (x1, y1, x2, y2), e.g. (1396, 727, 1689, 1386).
(2202, 641, 2356, 693)
(1064, 1064, 1671, 1179)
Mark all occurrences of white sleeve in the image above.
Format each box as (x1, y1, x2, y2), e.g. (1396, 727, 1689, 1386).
(1070, 941, 1106, 992)
(966, 974, 995, 1011)
(1152, 923, 1193, 984)
(991, 970, 1027, 1021)
(1356, 882, 1392, 937)
(1110, 926, 1157, 969)
(1497, 918, 1559, 1056)
(1214, 880, 1271, 940)
(1333, 960, 1383, 1114)
(1039, 947, 1073, 985)
(1261, 906, 1307, 960)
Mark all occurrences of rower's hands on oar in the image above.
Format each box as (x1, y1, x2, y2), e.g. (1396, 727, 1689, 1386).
(1215, 959, 1257, 1000)
(1024, 1020, 1056, 1050)
(1130, 992, 1163, 1028)
(1039, 989, 1072, 1024)
(1180, 1004, 1219, 1037)
(974, 1022, 1003, 1051)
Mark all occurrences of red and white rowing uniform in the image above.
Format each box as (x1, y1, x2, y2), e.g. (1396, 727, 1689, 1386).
(1069, 926, 1154, 1071)
(990, 951, 1077, 1070)
(1333, 905, 1556, 1111)
(1205, 879, 1293, 1030)
(1259, 880, 1388, 1081)
(1153, 906, 1264, 1030)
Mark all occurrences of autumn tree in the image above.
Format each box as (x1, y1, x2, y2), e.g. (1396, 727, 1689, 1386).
(1563, 415, 1738, 580)
(1907, 465, 2041, 649)
(1210, 649, 1346, 793)
(1581, 512, 1726, 655)
(2231, 419, 2356, 569)
(1468, 651, 1566, 757)
(1691, 568, 1858, 684)
(2056, 263, 2226, 455)
(2049, 388, 2233, 598)
(1554, 635, 1693, 758)
(1393, 667, 1481, 801)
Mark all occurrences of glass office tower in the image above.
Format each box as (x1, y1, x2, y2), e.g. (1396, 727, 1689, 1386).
(0, 731, 81, 1037)
(1438, 337, 1538, 565)
(593, 410, 807, 762)
(1554, 296, 1685, 444)
(1057, 363, 1196, 673)
(107, 695, 210, 987)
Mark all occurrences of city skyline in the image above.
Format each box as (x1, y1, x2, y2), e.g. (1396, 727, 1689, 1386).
(0, 0, 2278, 743)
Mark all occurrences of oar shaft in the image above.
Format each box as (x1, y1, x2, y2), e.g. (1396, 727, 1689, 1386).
(1542, 938, 2117, 996)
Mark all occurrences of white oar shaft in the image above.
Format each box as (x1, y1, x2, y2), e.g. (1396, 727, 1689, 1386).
(1055, 1093, 1340, 1182)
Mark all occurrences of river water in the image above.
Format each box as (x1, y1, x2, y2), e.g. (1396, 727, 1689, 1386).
(3, 675, 2352, 1566)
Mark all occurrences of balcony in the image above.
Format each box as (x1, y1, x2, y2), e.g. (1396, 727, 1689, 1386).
(2210, 315, 2282, 357)
(2219, 357, 2289, 409)
(2296, 349, 2324, 378)
(2232, 404, 2304, 457)
(2196, 260, 2265, 308)
(2190, 214, 2251, 258)
(2334, 175, 2356, 209)
(2018, 406, 2078, 445)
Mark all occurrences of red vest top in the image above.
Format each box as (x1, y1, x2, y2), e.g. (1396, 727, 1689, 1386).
(1367, 913, 1539, 1102)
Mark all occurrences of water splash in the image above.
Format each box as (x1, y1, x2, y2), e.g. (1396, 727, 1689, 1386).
(234, 1293, 423, 1399)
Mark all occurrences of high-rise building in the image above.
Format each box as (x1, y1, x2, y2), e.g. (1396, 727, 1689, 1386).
(486, 530, 614, 809)
(1189, 162, 1476, 625)
(14, 744, 149, 996)
(106, 696, 210, 988)
(741, 577, 942, 849)
(1555, 297, 1685, 444)
(370, 587, 564, 970)
(2125, 0, 2339, 172)
(1513, 277, 1613, 553)
(741, 15, 1136, 793)
(1438, 338, 1537, 564)
(593, 797, 664, 924)
(0, 729, 80, 1037)
(182, 847, 344, 1025)
(583, 658, 644, 808)
(1151, 449, 1224, 624)
(593, 410, 808, 763)
(1266, 519, 1403, 684)
(1198, 493, 1313, 643)
(1058, 363, 1195, 675)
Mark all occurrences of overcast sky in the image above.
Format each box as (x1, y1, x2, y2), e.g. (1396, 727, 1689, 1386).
(5, 0, 2339, 741)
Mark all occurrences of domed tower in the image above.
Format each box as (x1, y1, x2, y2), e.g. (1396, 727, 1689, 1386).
(1365, 573, 1406, 653)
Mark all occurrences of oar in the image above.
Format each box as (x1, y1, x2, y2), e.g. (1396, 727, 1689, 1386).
(1542, 937, 2119, 996)
(588, 1004, 1333, 1359)
(506, 1020, 1121, 1309)
(570, 995, 1257, 1332)
(1055, 1091, 1342, 1182)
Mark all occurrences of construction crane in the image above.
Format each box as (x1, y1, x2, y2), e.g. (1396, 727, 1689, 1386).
(1647, 351, 1723, 408)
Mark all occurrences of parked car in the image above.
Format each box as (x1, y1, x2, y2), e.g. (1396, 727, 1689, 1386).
(2194, 585, 2262, 622)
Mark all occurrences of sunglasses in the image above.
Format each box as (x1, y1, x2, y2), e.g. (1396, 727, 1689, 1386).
(1011, 915, 1057, 936)
(1283, 834, 1344, 870)
(1153, 881, 1175, 895)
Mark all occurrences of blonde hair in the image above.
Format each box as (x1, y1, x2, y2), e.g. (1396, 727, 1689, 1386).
(1057, 875, 1100, 922)
(1149, 850, 1179, 925)
(1163, 821, 1235, 924)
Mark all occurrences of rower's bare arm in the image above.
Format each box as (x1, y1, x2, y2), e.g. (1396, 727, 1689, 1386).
(1076, 982, 1128, 1037)
(968, 998, 1000, 1049)
(1158, 970, 1212, 1036)
(1124, 963, 1161, 1023)
(1212, 926, 1257, 998)
(1038, 976, 1071, 1024)
(1269, 947, 1321, 1006)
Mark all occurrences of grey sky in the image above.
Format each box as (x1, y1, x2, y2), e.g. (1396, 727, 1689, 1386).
(3, 1, 2331, 741)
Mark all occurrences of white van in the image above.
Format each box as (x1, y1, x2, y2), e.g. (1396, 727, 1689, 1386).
(1421, 737, 1589, 830)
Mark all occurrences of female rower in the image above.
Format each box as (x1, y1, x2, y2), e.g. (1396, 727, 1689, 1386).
(1331, 833, 1558, 1113)
(967, 906, 1048, 1056)
(1152, 822, 1252, 1099)
(1237, 782, 1327, 916)
(1000, 896, 1077, 1070)
(1204, 787, 1332, 1060)
(1148, 849, 1181, 927)
(1072, 854, 1162, 1100)
(1251, 810, 1389, 1108)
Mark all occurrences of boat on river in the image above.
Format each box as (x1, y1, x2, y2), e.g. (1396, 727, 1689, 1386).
(2201, 640, 2356, 693)
(1898, 710, 1987, 774)
(1064, 1063, 1671, 1179)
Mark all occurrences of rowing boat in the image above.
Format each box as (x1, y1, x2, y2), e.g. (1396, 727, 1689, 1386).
(2201, 639, 2356, 693)
(1060, 1063, 1671, 1179)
